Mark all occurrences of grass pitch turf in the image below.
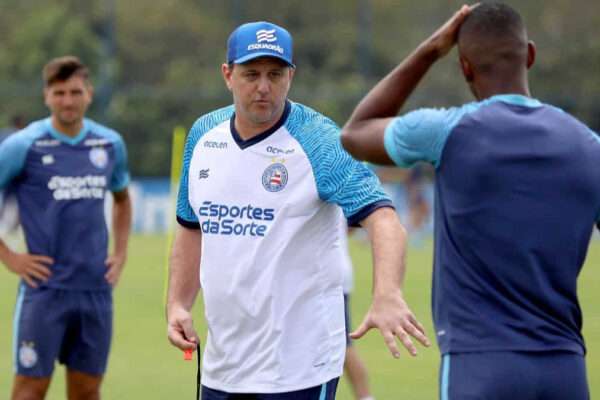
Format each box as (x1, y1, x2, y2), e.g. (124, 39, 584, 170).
(1, 234, 598, 398)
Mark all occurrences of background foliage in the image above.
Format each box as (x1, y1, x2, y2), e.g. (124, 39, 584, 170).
(1, 0, 599, 176)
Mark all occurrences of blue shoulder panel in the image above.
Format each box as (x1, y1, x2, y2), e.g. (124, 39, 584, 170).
(384, 95, 543, 169)
(286, 103, 392, 225)
(176, 105, 235, 228)
(384, 105, 473, 169)
(0, 120, 47, 189)
(86, 119, 130, 192)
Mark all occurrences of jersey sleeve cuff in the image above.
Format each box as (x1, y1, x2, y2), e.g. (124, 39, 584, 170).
(110, 178, 130, 193)
(383, 120, 407, 167)
(176, 216, 201, 230)
(347, 200, 395, 227)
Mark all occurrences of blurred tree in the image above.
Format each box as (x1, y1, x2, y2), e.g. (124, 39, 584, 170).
(0, 0, 598, 176)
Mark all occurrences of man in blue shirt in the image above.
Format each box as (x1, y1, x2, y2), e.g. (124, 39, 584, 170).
(342, 3, 599, 399)
(0, 56, 132, 400)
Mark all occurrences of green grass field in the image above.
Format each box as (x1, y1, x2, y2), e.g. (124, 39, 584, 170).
(1, 234, 599, 399)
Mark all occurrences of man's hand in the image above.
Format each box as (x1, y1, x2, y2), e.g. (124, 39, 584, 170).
(424, 4, 473, 59)
(4, 251, 53, 288)
(167, 305, 200, 351)
(351, 289, 430, 358)
(105, 252, 127, 287)
(341, 5, 475, 163)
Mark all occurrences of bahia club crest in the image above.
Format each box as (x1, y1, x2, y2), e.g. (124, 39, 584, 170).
(19, 341, 38, 368)
(262, 162, 288, 192)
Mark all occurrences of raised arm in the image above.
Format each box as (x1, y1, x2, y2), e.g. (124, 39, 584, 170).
(350, 207, 430, 357)
(166, 225, 202, 351)
(341, 5, 471, 164)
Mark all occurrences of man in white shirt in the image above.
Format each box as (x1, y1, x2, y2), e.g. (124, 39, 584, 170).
(166, 21, 430, 399)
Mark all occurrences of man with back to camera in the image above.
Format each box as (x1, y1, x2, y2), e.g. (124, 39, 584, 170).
(166, 21, 431, 399)
(0, 56, 132, 400)
(341, 3, 598, 399)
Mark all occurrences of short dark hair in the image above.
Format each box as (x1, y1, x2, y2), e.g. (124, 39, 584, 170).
(43, 56, 90, 87)
(459, 2, 525, 45)
(458, 2, 528, 73)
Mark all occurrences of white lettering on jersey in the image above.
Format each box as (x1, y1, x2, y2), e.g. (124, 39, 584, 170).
(47, 175, 107, 200)
(84, 138, 110, 147)
(35, 139, 61, 147)
(199, 201, 275, 237)
(247, 43, 284, 54)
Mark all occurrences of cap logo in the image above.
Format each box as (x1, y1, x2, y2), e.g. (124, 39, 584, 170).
(228, 22, 294, 67)
(256, 29, 277, 43)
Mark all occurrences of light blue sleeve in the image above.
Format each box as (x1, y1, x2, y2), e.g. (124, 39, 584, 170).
(110, 135, 130, 192)
(0, 133, 33, 189)
(176, 125, 201, 226)
(383, 106, 468, 168)
(176, 106, 234, 227)
(288, 106, 392, 225)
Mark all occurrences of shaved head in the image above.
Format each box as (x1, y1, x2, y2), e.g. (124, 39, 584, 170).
(458, 2, 529, 76)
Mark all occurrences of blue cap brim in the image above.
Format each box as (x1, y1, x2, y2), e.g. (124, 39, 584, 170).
(234, 52, 295, 68)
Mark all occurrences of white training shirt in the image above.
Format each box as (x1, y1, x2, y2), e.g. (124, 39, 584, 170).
(338, 218, 354, 295)
(177, 101, 391, 393)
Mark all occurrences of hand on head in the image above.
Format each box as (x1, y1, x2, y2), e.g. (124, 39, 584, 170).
(425, 4, 476, 59)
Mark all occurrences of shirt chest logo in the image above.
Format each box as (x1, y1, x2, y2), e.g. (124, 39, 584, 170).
(42, 154, 55, 165)
(89, 147, 108, 169)
(199, 169, 210, 179)
(262, 162, 288, 192)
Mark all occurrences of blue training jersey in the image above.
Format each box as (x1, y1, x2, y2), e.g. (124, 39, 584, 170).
(384, 94, 600, 355)
(0, 118, 130, 290)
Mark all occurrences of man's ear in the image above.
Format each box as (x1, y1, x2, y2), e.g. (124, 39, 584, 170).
(221, 63, 233, 91)
(526, 41, 536, 70)
(459, 56, 474, 82)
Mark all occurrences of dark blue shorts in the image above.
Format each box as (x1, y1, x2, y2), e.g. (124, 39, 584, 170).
(439, 351, 589, 400)
(201, 378, 339, 400)
(12, 285, 113, 377)
(343, 294, 352, 347)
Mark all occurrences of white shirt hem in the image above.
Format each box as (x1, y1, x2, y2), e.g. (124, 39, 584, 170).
(201, 370, 342, 394)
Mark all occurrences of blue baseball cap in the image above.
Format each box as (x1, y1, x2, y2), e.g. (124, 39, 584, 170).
(227, 21, 295, 68)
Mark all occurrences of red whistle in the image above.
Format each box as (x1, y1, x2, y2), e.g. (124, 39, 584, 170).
(184, 348, 193, 361)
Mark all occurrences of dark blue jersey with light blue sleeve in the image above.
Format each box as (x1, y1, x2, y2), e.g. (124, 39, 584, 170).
(384, 94, 600, 355)
(0, 118, 130, 290)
